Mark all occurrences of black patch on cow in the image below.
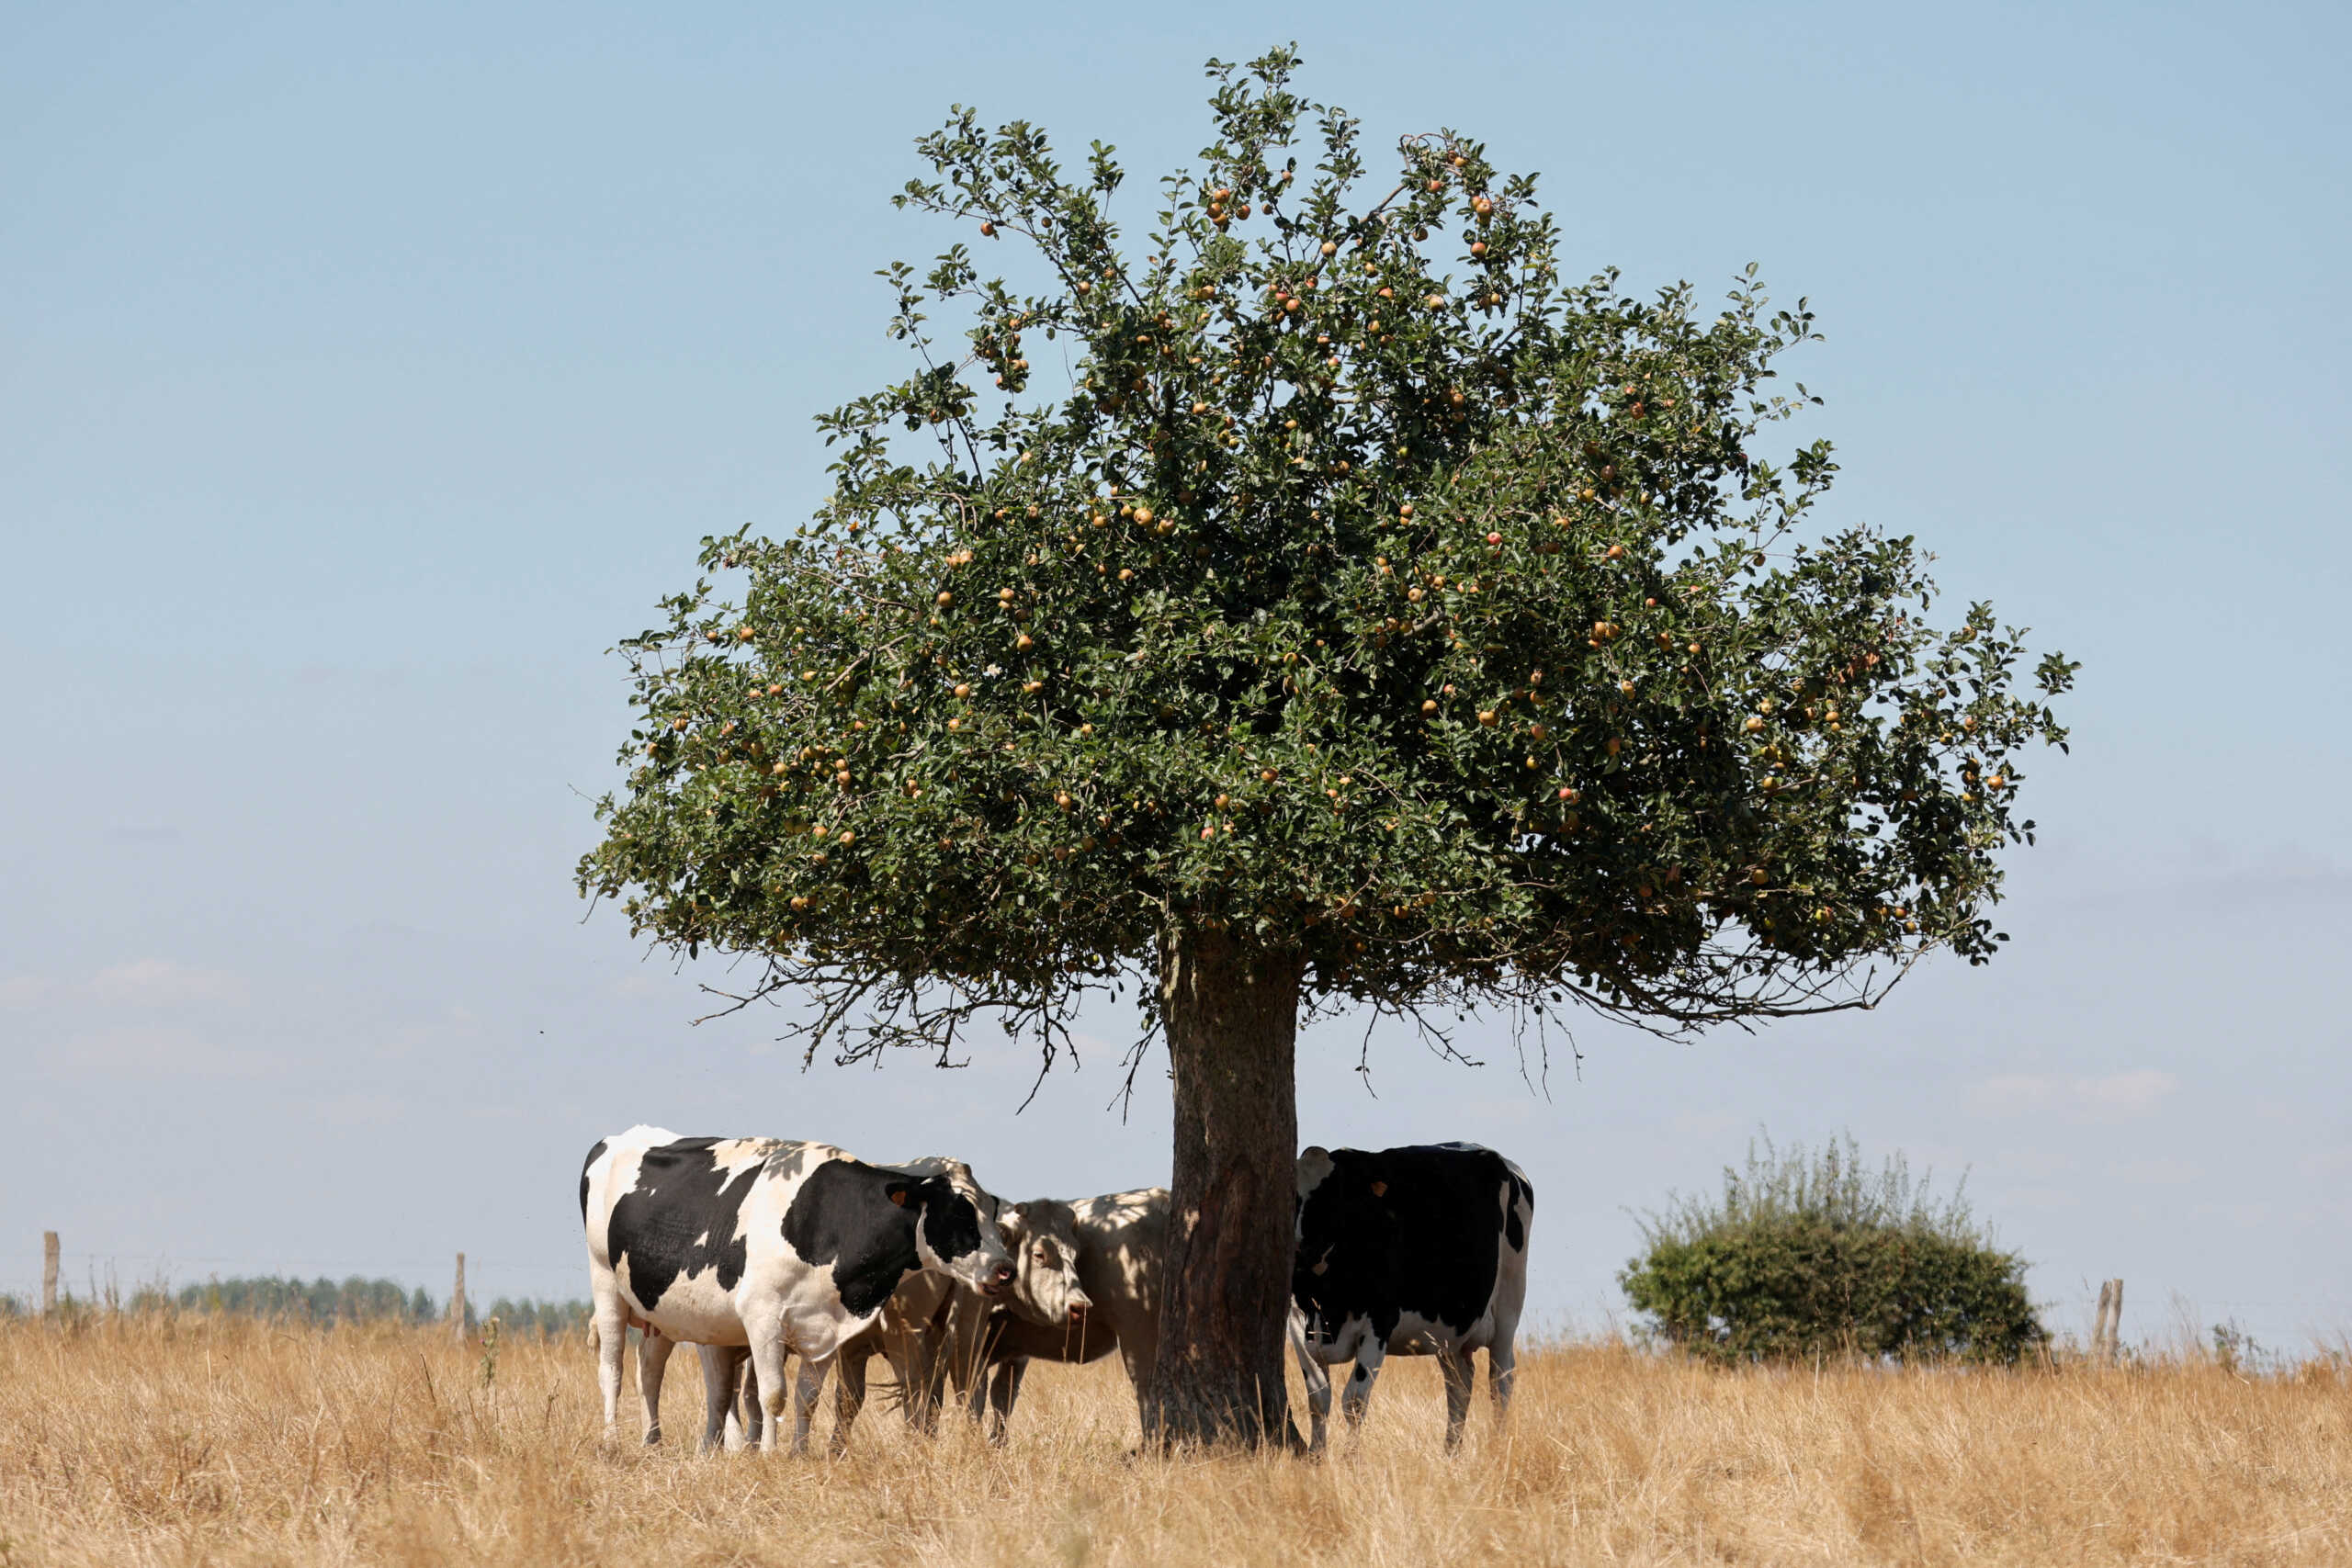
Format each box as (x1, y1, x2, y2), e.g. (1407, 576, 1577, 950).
(1293, 1144, 1531, 1348)
(920, 1184, 986, 1269)
(579, 1138, 608, 1223)
(605, 1137, 759, 1313)
(777, 1159, 943, 1318)
(1503, 1168, 1533, 1253)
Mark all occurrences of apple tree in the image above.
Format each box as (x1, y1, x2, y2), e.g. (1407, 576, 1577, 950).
(577, 48, 2075, 1447)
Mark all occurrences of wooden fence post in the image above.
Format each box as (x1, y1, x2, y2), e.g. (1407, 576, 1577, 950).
(449, 1252, 468, 1344)
(42, 1231, 59, 1316)
(2091, 1278, 2124, 1365)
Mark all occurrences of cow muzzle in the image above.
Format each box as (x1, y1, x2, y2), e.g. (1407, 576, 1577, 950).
(1068, 1296, 1092, 1324)
(981, 1261, 1015, 1296)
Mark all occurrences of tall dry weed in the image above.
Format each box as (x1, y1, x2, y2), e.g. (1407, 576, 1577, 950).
(2, 1315, 2346, 1565)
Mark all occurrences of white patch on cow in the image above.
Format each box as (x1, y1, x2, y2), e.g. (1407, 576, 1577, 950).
(1295, 1145, 1336, 1200)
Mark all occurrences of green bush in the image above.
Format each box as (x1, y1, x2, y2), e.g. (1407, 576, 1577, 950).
(1620, 1133, 2045, 1365)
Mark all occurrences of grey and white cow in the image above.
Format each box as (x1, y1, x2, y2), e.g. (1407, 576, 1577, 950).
(1289, 1142, 1534, 1452)
(953, 1188, 1168, 1442)
(707, 1189, 1102, 1452)
(580, 1125, 1014, 1454)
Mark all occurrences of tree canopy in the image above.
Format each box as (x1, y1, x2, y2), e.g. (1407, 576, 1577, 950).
(576, 47, 2074, 1078)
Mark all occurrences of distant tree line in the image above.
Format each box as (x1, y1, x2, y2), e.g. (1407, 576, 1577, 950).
(481, 1296, 594, 1337)
(164, 1276, 436, 1323)
(0, 1276, 592, 1335)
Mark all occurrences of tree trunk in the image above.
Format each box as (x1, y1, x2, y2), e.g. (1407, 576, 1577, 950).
(1146, 925, 1304, 1449)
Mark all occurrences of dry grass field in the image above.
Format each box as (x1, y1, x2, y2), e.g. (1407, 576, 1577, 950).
(4, 1315, 2349, 1567)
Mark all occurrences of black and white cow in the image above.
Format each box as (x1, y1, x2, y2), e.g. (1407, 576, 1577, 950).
(580, 1125, 1015, 1454)
(1289, 1141, 1534, 1452)
(950, 1187, 1167, 1443)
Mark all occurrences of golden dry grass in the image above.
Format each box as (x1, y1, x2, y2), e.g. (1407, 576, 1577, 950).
(4, 1315, 2349, 1566)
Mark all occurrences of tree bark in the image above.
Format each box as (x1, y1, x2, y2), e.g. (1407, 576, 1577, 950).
(1146, 925, 1304, 1449)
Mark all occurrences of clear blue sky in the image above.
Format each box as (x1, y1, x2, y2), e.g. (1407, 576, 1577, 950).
(5, 1, 2346, 1353)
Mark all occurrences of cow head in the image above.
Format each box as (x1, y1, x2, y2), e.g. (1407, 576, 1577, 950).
(1000, 1199, 1093, 1329)
(888, 1164, 1016, 1297)
(1291, 1145, 1367, 1344)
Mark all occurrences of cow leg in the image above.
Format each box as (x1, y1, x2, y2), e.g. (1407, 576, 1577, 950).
(592, 1291, 628, 1440)
(888, 1327, 942, 1436)
(636, 1330, 677, 1445)
(912, 1323, 959, 1435)
(1298, 1358, 1334, 1453)
(1487, 1337, 1518, 1423)
(790, 1352, 832, 1457)
(965, 1362, 991, 1425)
(698, 1345, 744, 1451)
(945, 1303, 998, 1430)
(637, 1331, 678, 1445)
(1438, 1346, 1476, 1453)
(1340, 1341, 1386, 1437)
(831, 1343, 869, 1457)
(1120, 1337, 1159, 1443)
(747, 1326, 790, 1455)
(984, 1357, 1027, 1445)
(737, 1353, 765, 1450)
(1286, 1308, 1333, 1454)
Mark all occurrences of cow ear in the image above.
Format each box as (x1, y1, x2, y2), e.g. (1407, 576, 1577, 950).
(1296, 1146, 1336, 1198)
(1012, 1201, 1032, 1220)
(1369, 1180, 1388, 1198)
(886, 1183, 911, 1208)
